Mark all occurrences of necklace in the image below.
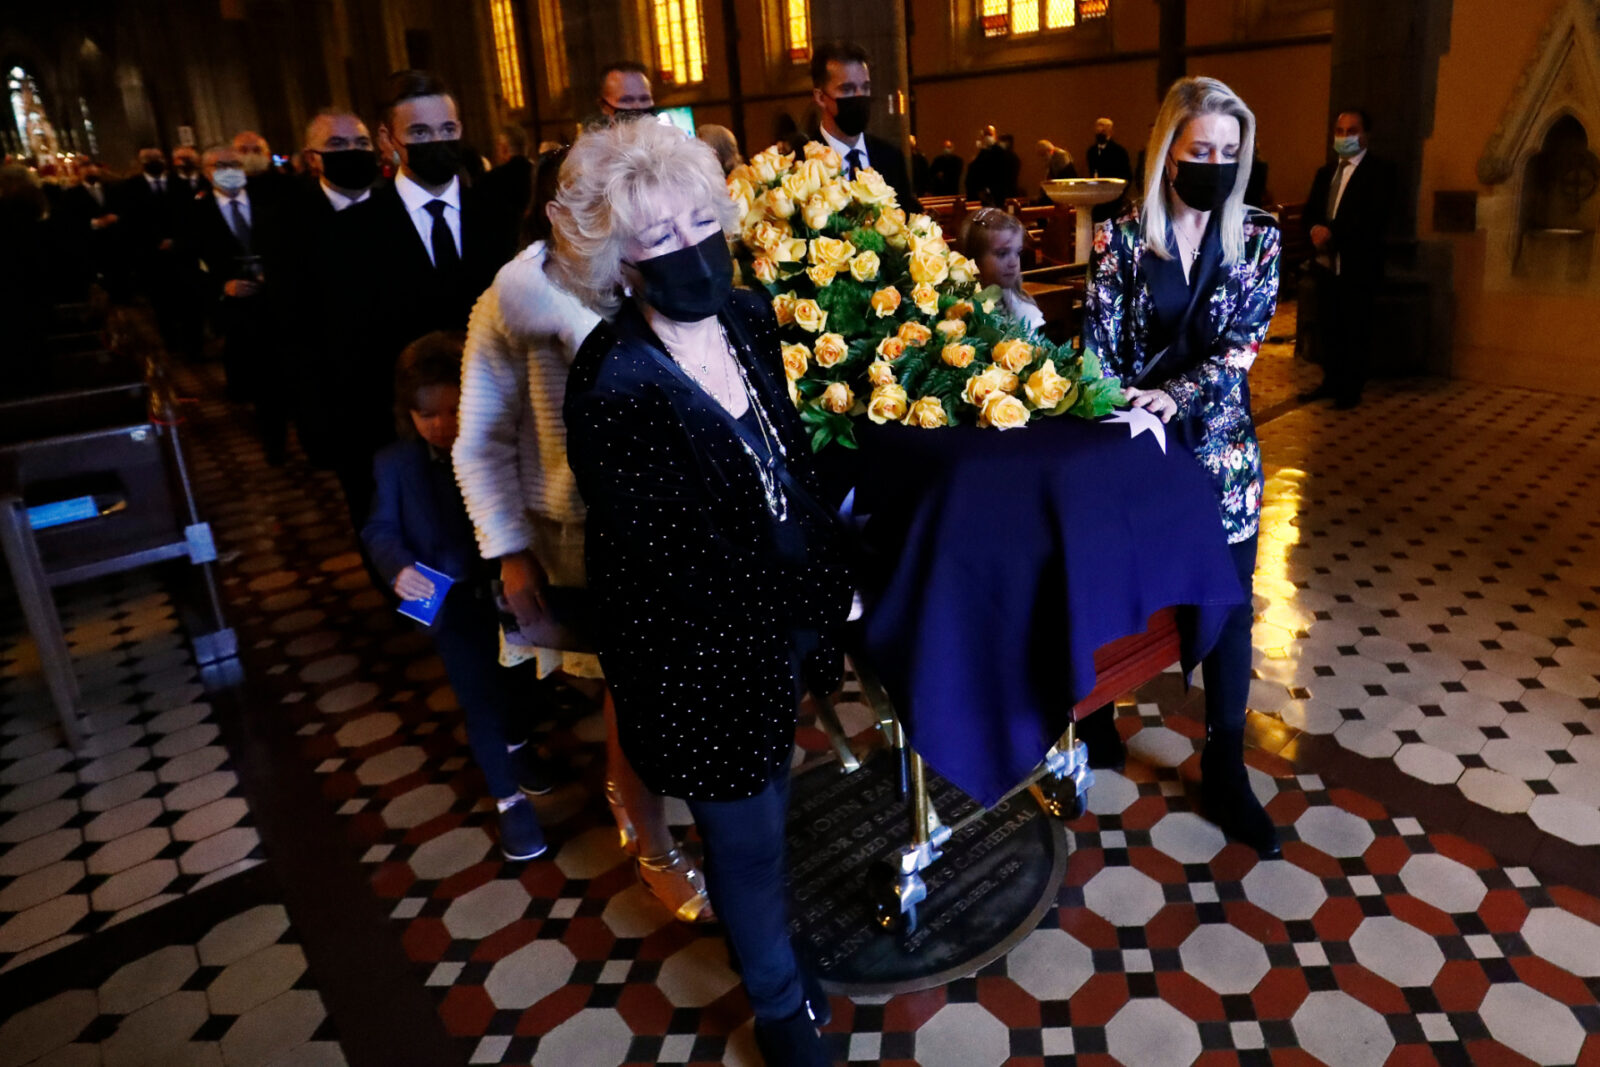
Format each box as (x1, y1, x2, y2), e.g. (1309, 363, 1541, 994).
(721, 323, 790, 522)
(664, 322, 736, 409)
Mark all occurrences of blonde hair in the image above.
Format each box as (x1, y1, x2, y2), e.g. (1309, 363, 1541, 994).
(1140, 76, 1256, 266)
(961, 207, 1038, 308)
(547, 118, 739, 316)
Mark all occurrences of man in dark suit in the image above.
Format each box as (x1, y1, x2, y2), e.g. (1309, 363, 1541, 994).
(1086, 117, 1133, 221)
(808, 41, 919, 213)
(929, 140, 963, 196)
(1298, 108, 1396, 409)
(113, 146, 188, 343)
(59, 159, 125, 293)
(171, 146, 209, 196)
(478, 125, 534, 245)
(340, 69, 516, 528)
(966, 125, 1007, 205)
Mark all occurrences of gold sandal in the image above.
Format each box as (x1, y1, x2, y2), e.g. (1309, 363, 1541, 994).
(605, 778, 640, 857)
(638, 848, 715, 924)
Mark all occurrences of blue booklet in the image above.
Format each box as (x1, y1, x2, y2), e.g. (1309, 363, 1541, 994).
(397, 563, 456, 626)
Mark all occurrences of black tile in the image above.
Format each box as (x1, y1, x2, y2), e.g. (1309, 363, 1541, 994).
(1259, 1019, 1298, 1048)
(1116, 928, 1148, 949)
(1403, 987, 1442, 1014)
(1324, 941, 1357, 966)
(1420, 704, 1446, 718)
(1009, 1029, 1044, 1056)
(946, 977, 979, 1002)
(1039, 999, 1072, 1028)
(1357, 895, 1390, 917)
(1481, 957, 1518, 984)
(1528, 780, 1559, 796)
(1074, 1026, 1109, 1055)
(1198, 1021, 1233, 1050)
(1126, 973, 1159, 998)
(1220, 993, 1256, 1020)
(1550, 749, 1577, 764)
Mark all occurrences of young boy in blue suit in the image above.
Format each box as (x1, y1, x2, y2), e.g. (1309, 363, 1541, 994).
(362, 331, 549, 860)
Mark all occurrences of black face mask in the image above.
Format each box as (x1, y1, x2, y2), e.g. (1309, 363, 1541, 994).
(831, 95, 872, 139)
(1169, 159, 1238, 212)
(176, 162, 196, 176)
(320, 149, 379, 191)
(609, 106, 657, 122)
(1095, 133, 1109, 145)
(404, 139, 462, 185)
(143, 160, 166, 178)
(629, 231, 733, 323)
(83, 173, 100, 185)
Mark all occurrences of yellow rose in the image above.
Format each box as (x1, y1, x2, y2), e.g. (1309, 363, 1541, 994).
(781, 168, 818, 204)
(909, 249, 950, 286)
(898, 321, 933, 347)
(870, 286, 902, 318)
(808, 264, 838, 288)
(850, 168, 897, 206)
(727, 163, 757, 187)
(1024, 360, 1075, 410)
(850, 251, 881, 282)
(787, 377, 800, 405)
(823, 180, 852, 213)
(947, 252, 977, 285)
(782, 343, 810, 380)
(814, 332, 848, 368)
(904, 396, 949, 428)
(810, 236, 855, 269)
(776, 237, 808, 263)
(875, 206, 909, 248)
(728, 176, 757, 214)
(978, 392, 1030, 430)
(876, 335, 907, 361)
(751, 153, 781, 184)
(793, 299, 828, 333)
(907, 213, 938, 237)
(944, 300, 974, 320)
(802, 194, 833, 231)
(765, 187, 797, 219)
(866, 384, 910, 424)
(746, 220, 787, 256)
(992, 338, 1034, 374)
(820, 381, 854, 414)
(803, 141, 843, 176)
(936, 319, 967, 343)
(941, 343, 976, 369)
(910, 283, 940, 317)
(963, 365, 1020, 407)
(911, 231, 951, 257)
(867, 360, 896, 387)
(752, 256, 779, 285)
(772, 291, 798, 326)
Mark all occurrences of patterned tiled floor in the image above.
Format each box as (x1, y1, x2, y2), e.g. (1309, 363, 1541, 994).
(0, 577, 263, 973)
(4, 298, 1600, 1066)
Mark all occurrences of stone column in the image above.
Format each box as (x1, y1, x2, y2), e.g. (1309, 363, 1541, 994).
(809, 0, 912, 154)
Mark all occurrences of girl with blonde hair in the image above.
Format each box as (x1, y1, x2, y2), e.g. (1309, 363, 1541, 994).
(962, 206, 1045, 332)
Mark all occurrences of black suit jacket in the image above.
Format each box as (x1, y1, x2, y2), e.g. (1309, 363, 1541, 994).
(815, 134, 920, 214)
(929, 152, 963, 196)
(1086, 139, 1133, 181)
(112, 175, 180, 263)
(477, 154, 534, 241)
(1304, 153, 1396, 284)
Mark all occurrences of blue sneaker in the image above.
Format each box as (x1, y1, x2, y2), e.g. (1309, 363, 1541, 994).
(498, 796, 548, 861)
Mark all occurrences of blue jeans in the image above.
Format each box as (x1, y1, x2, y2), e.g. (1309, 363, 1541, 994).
(686, 772, 804, 1022)
(1200, 535, 1259, 737)
(431, 590, 523, 799)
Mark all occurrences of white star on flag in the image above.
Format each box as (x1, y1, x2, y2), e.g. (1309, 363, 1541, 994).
(1104, 407, 1168, 453)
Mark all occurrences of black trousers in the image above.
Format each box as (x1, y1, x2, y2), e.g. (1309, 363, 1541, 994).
(1313, 269, 1378, 403)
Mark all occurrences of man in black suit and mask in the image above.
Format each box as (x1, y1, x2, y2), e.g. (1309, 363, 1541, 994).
(1298, 108, 1396, 410)
(478, 125, 534, 243)
(340, 70, 515, 526)
(808, 42, 919, 213)
(1085, 117, 1133, 221)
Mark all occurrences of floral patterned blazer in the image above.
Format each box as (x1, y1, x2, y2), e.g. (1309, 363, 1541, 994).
(1083, 203, 1281, 544)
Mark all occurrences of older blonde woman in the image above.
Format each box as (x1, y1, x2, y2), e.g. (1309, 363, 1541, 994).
(550, 119, 850, 1066)
(453, 148, 713, 922)
(1079, 76, 1282, 858)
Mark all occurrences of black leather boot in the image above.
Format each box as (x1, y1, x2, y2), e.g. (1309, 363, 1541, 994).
(1076, 704, 1126, 771)
(1199, 730, 1281, 859)
(754, 1005, 831, 1066)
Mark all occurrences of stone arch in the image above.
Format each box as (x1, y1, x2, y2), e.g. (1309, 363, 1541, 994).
(1515, 113, 1600, 281)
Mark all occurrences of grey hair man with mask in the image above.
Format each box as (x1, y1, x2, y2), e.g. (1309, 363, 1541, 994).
(808, 41, 918, 212)
(303, 109, 380, 211)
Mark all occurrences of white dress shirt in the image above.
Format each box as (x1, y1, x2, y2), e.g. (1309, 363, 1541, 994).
(821, 125, 869, 179)
(320, 179, 371, 212)
(214, 187, 252, 234)
(145, 173, 167, 194)
(395, 170, 462, 265)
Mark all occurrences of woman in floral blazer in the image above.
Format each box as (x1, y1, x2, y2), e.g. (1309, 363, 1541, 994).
(1079, 76, 1283, 858)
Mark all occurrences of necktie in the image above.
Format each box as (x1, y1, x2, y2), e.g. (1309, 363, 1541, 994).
(229, 199, 252, 252)
(425, 199, 461, 274)
(845, 148, 863, 178)
(1327, 160, 1349, 218)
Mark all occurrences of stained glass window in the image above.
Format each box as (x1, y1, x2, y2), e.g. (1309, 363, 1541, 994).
(489, 0, 526, 110)
(653, 0, 708, 85)
(983, 0, 1108, 37)
(786, 0, 812, 61)
(536, 0, 569, 99)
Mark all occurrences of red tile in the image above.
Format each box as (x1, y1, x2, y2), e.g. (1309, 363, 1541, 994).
(1064, 973, 1129, 1026)
(615, 982, 675, 1034)
(1224, 900, 1288, 944)
(1267, 1047, 1325, 1065)
(1431, 960, 1490, 1013)
(1462, 1039, 1539, 1066)
(1208, 843, 1260, 883)
(1244, 749, 1295, 779)
(402, 812, 467, 846)
(1549, 885, 1600, 927)
(369, 861, 415, 898)
(1118, 795, 1174, 832)
(1157, 971, 1225, 1022)
(437, 984, 495, 1036)
(436, 862, 499, 900)
(1266, 790, 1309, 826)
(976, 976, 1041, 1028)
(518, 860, 570, 898)
(1387, 1045, 1445, 1067)
(1477, 889, 1531, 935)
(1576, 1033, 1600, 1067)
(473, 919, 540, 961)
(1196, 1053, 1242, 1067)
(563, 917, 618, 961)
(1128, 846, 1186, 885)
(1327, 787, 1388, 821)
(348, 811, 388, 842)
(696, 986, 754, 1035)
(1167, 713, 1206, 740)
(1311, 896, 1365, 943)
(635, 920, 700, 963)
(1430, 833, 1497, 871)
(1387, 894, 1456, 938)
(399, 917, 451, 962)
(1059, 902, 1120, 950)
(883, 987, 946, 1032)
(517, 983, 587, 1034)
(1360, 834, 1415, 876)
(1333, 963, 1409, 1015)
(1071, 1055, 1122, 1067)
(1511, 955, 1596, 1006)
(1252, 965, 1309, 1019)
(1282, 841, 1343, 879)
(1144, 904, 1201, 950)
(1064, 846, 1106, 887)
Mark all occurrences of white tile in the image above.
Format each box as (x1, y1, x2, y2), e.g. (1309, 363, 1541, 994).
(1479, 982, 1587, 1066)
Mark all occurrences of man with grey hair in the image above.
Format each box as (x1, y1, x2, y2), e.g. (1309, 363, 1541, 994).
(302, 109, 380, 211)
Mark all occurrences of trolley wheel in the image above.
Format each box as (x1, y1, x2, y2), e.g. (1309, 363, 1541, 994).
(1041, 775, 1088, 821)
(867, 860, 908, 933)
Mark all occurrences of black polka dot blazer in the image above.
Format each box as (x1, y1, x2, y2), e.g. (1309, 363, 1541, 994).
(564, 290, 852, 801)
